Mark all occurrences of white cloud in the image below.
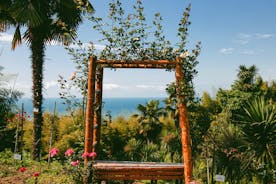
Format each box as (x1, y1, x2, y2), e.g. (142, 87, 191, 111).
(235, 39, 250, 45)
(136, 84, 165, 91)
(240, 50, 255, 55)
(238, 33, 252, 39)
(240, 49, 264, 55)
(45, 81, 58, 89)
(236, 33, 274, 45)
(0, 33, 13, 42)
(11, 82, 32, 97)
(103, 83, 121, 90)
(255, 33, 273, 39)
(219, 48, 234, 54)
(136, 85, 151, 89)
(236, 33, 252, 45)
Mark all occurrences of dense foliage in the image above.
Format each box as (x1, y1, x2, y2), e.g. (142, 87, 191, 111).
(0, 66, 22, 151)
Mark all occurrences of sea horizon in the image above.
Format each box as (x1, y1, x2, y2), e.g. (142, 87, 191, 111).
(17, 97, 166, 118)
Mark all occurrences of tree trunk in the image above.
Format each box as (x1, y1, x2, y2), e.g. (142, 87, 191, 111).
(30, 28, 45, 160)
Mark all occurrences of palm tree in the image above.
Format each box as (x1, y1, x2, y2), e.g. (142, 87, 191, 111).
(234, 97, 276, 183)
(133, 100, 167, 144)
(233, 65, 258, 92)
(0, 0, 93, 160)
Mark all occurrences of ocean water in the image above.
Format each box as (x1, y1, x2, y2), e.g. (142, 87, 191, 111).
(17, 97, 165, 118)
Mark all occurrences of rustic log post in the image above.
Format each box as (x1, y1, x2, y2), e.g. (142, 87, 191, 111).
(84, 56, 97, 183)
(93, 66, 103, 154)
(175, 58, 193, 184)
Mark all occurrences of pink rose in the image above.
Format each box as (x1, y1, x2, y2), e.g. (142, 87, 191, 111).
(89, 152, 97, 157)
(82, 152, 90, 158)
(64, 148, 74, 157)
(49, 148, 59, 157)
(82, 152, 97, 158)
(71, 160, 80, 166)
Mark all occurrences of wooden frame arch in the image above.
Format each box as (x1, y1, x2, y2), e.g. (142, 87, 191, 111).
(85, 56, 193, 184)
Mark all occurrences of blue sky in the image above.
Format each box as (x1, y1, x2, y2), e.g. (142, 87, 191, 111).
(0, 0, 275, 98)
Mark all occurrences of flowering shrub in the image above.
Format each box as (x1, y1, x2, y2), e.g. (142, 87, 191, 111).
(71, 160, 80, 166)
(14, 148, 97, 183)
(56, 148, 97, 183)
(81, 151, 97, 158)
(7, 112, 31, 125)
(49, 148, 59, 157)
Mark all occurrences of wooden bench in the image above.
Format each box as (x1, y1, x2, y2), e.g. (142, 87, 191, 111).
(94, 161, 184, 182)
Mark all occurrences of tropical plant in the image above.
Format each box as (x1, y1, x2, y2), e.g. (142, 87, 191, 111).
(202, 117, 246, 184)
(161, 130, 182, 162)
(217, 65, 261, 115)
(234, 97, 276, 183)
(133, 100, 167, 144)
(232, 65, 258, 92)
(0, 0, 94, 160)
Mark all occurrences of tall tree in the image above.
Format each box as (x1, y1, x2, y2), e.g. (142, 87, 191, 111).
(217, 65, 261, 115)
(233, 65, 258, 92)
(0, 0, 93, 160)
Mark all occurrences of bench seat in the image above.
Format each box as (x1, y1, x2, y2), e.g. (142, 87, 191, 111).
(94, 161, 184, 181)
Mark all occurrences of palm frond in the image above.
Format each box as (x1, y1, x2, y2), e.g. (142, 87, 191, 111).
(0, 6, 17, 31)
(11, 25, 22, 50)
(235, 96, 276, 173)
(9, 0, 45, 27)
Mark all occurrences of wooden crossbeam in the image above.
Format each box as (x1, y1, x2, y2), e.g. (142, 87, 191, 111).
(97, 59, 178, 69)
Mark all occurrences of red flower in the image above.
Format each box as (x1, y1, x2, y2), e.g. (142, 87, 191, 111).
(82, 152, 97, 158)
(65, 148, 74, 157)
(33, 172, 39, 177)
(82, 152, 90, 158)
(19, 167, 27, 172)
(70, 160, 80, 166)
(89, 152, 97, 157)
(49, 148, 59, 157)
(7, 118, 12, 123)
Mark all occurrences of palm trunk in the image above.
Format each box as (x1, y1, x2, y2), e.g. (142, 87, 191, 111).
(30, 29, 45, 160)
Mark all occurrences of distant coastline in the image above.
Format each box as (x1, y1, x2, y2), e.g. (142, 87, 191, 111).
(17, 97, 165, 118)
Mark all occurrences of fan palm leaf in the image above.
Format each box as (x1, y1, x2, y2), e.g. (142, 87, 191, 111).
(235, 96, 276, 183)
